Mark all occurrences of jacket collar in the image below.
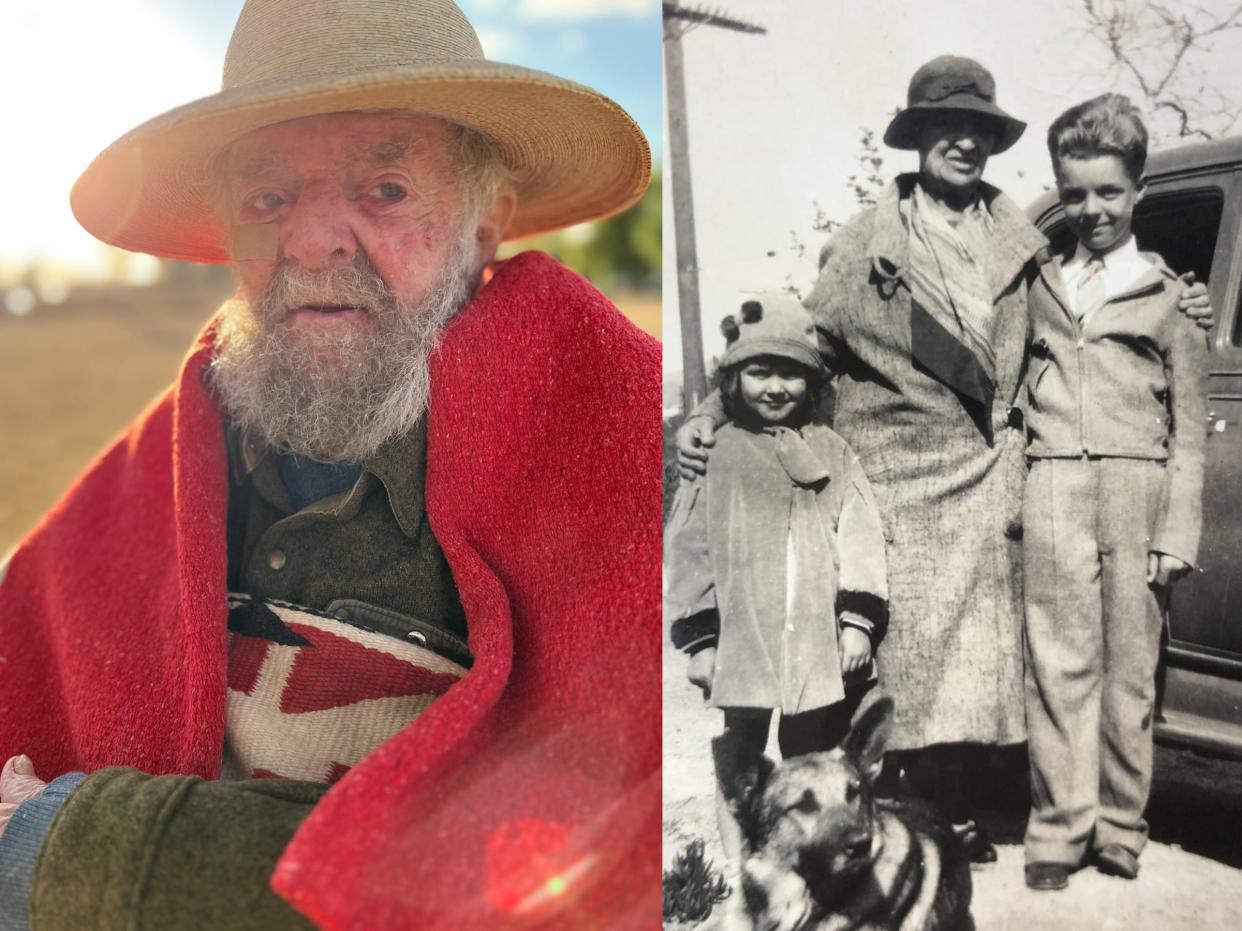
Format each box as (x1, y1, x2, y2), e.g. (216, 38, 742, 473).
(229, 418, 427, 539)
(867, 174, 1047, 298)
(1039, 246, 1176, 322)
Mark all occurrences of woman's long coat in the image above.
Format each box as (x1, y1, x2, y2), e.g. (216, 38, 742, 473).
(805, 174, 1046, 751)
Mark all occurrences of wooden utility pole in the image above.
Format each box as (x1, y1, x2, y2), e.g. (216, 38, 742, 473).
(663, 3, 765, 415)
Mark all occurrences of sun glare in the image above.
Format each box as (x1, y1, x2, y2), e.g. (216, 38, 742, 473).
(0, 1, 221, 283)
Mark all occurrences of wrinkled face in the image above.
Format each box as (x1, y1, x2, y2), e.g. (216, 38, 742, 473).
(753, 752, 877, 882)
(223, 112, 471, 364)
(1054, 154, 1144, 255)
(915, 112, 998, 201)
(209, 112, 489, 462)
(738, 358, 810, 425)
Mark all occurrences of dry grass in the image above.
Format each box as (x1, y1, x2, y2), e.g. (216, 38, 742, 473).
(0, 285, 660, 554)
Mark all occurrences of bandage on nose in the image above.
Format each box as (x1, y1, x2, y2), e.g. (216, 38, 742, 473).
(231, 223, 279, 261)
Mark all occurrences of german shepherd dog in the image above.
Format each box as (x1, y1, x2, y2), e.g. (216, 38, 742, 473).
(718, 696, 973, 931)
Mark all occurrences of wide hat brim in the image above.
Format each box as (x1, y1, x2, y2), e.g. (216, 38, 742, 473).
(883, 95, 1026, 154)
(70, 61, 651, 263)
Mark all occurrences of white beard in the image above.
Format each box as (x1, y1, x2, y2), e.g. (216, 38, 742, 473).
(209, 234, 474, 463)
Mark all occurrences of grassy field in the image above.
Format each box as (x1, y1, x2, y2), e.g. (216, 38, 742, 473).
(0, 285, 660, 555)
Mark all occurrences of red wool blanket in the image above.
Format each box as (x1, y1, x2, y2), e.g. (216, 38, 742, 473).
(0, 252, 662, 930)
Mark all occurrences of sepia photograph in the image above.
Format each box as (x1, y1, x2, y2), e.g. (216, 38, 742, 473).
(0, 1, 662, 929)
(663, 1, 1242, 929)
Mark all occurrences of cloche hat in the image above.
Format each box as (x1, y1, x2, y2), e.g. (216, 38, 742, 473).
(719, 292, 826, 377)
(883, 55, 1026, 154)
(70, 0, 651, 263)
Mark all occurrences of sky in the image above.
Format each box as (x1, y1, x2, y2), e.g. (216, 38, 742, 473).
(662, 0, 1242, 386)
(0, 0, 660, 284)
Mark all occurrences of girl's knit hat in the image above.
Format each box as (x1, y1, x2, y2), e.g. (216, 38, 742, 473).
(719, 292, 826, 377)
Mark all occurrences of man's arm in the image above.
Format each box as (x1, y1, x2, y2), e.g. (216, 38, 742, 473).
(1, 760, 325, 931)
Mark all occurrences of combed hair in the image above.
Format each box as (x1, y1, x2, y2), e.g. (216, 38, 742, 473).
(1047, 94, 1148, 181)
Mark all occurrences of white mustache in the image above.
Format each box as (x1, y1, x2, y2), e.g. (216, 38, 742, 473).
(261, 256, 395, 321)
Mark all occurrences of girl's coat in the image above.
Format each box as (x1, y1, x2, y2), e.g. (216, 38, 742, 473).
(665, 422, 887, 713)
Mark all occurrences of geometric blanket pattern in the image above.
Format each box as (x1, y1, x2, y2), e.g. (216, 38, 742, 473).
(223, 594, 467, 784)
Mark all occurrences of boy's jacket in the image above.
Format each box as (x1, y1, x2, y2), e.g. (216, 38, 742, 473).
(1025, 252, 1208, 564)
(0, 252, 661, 930)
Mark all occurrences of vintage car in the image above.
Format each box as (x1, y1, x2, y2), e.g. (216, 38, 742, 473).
(1029, 136, 1242, 759)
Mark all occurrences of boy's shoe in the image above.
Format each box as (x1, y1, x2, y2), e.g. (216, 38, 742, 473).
(1024, 862, 1070, 891)
(954, 820, 998, 864)
(1094, 843, 1139, 879)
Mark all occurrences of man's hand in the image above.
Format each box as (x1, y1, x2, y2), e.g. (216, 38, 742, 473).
(839, 625, 872, 678)
(1178, 273, 1214, 331)
(1147, 552, 1191, 588)
(676, 417, 716, 480)
(687, 646, 716, 699)
(0, 755, 48, 842)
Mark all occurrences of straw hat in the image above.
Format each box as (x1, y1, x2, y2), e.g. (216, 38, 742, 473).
(70, 0, 651, 263)
(883, 55, 1026, 155)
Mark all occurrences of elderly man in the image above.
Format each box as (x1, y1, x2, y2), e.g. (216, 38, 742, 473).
(677, 56, 1208, 866)
(0, 2, 659, 929)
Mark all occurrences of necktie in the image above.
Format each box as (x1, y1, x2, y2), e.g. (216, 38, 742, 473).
(1076, 256, 1106, 320)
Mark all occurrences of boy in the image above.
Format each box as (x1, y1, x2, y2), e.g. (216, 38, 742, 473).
(1021, 94, 1208, 891)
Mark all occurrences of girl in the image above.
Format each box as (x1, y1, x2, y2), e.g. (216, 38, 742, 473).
(665, 292, 889, 897)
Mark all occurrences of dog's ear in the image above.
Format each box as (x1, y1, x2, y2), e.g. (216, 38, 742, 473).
(712, 734, 775, 838)
(843, 694, 893, 782)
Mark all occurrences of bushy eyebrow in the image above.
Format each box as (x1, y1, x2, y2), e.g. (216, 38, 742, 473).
(363, 137, 431, 166)
(224, 152, 283, 184)
(217, 133, 431, 184)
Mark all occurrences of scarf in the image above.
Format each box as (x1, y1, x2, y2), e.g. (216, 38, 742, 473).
(0, 252, 661, 931)
(907, 185, 1000, 422)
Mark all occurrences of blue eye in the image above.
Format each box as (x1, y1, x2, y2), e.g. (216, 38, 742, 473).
(247, 191, 285, 213)
(371, 182, 407, 202)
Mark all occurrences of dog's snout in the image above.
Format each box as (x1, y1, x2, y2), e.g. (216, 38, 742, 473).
(845, 834, 871, 860)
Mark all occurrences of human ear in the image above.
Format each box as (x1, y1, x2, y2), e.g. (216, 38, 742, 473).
(474, 188, 517, 264)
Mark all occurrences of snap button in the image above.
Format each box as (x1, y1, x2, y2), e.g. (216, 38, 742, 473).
(407, 630, 427, 646)
(266, 549, 287, 571)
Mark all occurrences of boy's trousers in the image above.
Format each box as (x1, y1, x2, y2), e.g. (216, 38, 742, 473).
(1022, 457, 1167, 866)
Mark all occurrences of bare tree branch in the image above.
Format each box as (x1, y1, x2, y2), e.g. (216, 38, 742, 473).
(1078, 0, 1242, 141)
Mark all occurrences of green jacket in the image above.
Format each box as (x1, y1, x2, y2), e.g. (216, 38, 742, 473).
(27, 421, 463, 931)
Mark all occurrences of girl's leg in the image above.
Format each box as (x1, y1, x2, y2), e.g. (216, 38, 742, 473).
(777, 681, 878, 758)
(712, 708, 773, 864)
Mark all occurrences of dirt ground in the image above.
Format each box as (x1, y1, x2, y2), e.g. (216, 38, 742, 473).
(664, 630, 1242, 931)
